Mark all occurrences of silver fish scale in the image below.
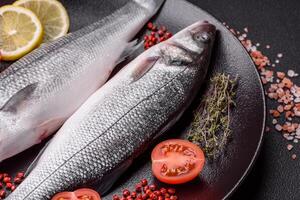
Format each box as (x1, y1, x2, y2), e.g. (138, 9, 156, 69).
(0, 0, 148, 107)
(10, 61, 199, 199)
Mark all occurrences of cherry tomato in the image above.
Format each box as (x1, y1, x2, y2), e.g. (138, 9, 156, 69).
(52, 188, 101, 200)
(151, 139, 205, 184)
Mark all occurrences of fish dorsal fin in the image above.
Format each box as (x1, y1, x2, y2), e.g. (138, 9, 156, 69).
(0, 83, 38, 113)
(131, 56, 159, 82)
(116, 39, 143, 65)
(25, 139, 52, 176)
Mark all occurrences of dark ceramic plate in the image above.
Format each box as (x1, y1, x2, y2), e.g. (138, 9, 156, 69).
(0, 0, 265, 199)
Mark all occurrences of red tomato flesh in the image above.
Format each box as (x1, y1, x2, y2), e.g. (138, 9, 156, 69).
(151, 139, 205, 184)
(52, 188, 101, 200)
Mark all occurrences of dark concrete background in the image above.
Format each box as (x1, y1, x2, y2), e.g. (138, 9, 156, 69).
(1, 0, 300, 199)
(185, 0, 300, 199)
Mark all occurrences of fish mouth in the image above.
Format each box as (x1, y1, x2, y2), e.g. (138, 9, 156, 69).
(189, 20, 216, 36)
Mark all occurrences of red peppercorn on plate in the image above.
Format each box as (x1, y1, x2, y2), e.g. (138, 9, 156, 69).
(0, 0, 265, 199)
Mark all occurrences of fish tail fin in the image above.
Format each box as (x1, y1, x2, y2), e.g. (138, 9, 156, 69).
(133, 0, 165, 14)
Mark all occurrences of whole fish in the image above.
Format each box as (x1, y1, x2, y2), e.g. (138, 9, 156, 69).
(7, 21, 216, 200)
(0, 0, 165, 162)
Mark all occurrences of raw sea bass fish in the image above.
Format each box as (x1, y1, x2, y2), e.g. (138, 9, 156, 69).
(0, 0, 165, 162)
(7, 21, 216, 200)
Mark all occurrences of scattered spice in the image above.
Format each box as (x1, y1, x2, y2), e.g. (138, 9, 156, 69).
(143, 22, 173, 50)
(187, 73, 237, 159)
(112, 179, 178, 200)
(0, 171, 25, 199)
(226, 24, 300, 159)
(287, 144, 293, 151)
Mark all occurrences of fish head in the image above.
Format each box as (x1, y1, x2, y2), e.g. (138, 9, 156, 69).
(157, 21, 216, 75)
(166, 20, 216, 62)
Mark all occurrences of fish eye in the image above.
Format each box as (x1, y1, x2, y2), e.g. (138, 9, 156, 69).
(194, 32, 210, 43)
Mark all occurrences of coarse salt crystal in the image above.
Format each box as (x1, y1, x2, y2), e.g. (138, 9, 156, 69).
(238, 36, 244, 41)
(287, 144, 293, 150)
(277, 105, 284, 112)
(287, 70, 296, 77)
(275, 59, 280, 64)
(272, 119, 278, 124)
(294, 139, 299, 143)
(287, 136, 294, 140)
(275, 124, 282, 131)
(292, 154, 297, 160)
(266, 45, 270, 49)
(250, 46, 257, 51)
(295, 98, 300, 103)
(277, 53, 283, 58)
(295, 135, 300, 139)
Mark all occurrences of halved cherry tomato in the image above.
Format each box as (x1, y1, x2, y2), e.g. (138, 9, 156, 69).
(52, 188, 101, 200)
(151, 139, 205, 184)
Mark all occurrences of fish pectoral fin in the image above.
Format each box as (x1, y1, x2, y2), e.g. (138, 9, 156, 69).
(116, 39, 142, 65)
(131, 56, 159, 82)
(25, 138, 52, 176)
(0, 83, 38, 113)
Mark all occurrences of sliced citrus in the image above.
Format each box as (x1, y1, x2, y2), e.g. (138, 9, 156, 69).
(0, 5, 43, 61)
(14, 0, 70, 43)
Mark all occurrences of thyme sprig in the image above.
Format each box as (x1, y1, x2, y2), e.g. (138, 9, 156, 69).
(187, 73, 237, 160)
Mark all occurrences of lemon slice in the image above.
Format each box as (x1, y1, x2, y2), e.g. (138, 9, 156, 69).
(14, 0, 70, 43)
(0, 5, 43, 61)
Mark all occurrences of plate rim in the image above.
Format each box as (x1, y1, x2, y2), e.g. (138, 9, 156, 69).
(180, 1, 266, 199)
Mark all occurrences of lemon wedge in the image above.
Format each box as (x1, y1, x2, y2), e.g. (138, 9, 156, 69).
(14, 0, 70, 43)
(0, 5, 43, 61)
